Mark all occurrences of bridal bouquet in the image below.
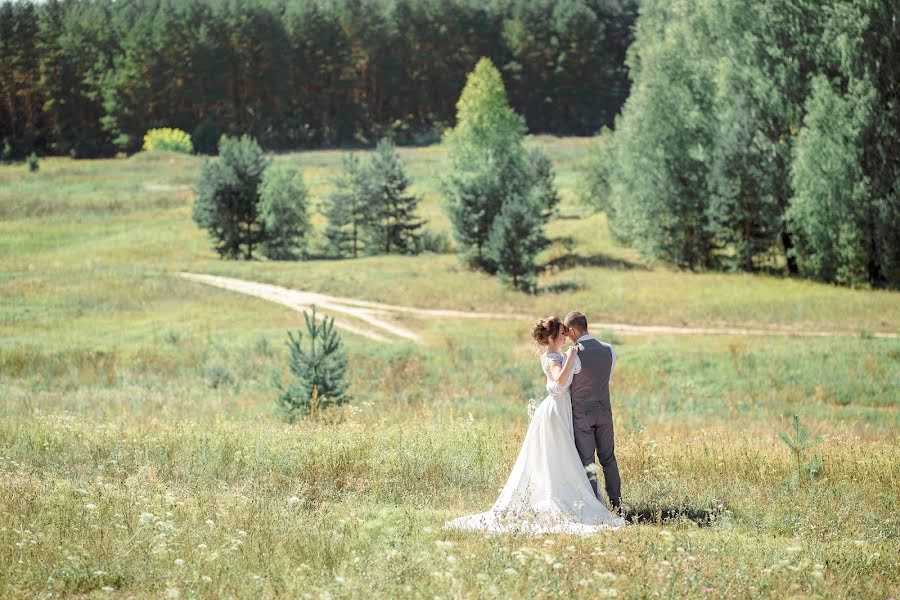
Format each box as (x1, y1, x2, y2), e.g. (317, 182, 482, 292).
(527, 398, 541, 420)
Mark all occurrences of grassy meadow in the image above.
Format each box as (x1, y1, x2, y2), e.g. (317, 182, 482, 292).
(1, 137, 899, 598)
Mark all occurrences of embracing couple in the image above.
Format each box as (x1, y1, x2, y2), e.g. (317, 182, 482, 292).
(446, 311, 627, 534)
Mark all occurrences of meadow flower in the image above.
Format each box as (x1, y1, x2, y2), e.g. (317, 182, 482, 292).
(139, 512, 155, 524)
(201, 576, 212, 583)
(174, 558, 185, 566)
(101, 586, 115, 592)
(578, 579, 590, 586)
(504, 568, 517, 576)
(447, 555, 458, 565)
(598, 589, 618, 598)
(288, 496, 300, 504)
(164, 588, 180, 599)
(197, 543, 207, 550)
(659, 530, 672, 538)
(85, 503, 97, 510)
(93, 570, 106, 576)
(785, 545, 802, 554)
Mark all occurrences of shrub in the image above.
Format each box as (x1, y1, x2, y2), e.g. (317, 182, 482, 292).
(26, 152, 39, 172)
(259, 165, 311, 260)
(142, 128, 193, 154)
(417, 229, 454, 254)
(275, 307, 350, 421)
(192, 120, 224, 155)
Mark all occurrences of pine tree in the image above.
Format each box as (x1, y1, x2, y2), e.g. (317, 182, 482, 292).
(259, 164, 310, 260)
(442, 57, 556, 273)
(192, 135, 270, 259)
(485, 192, 549, 291)
(275, 306, 350, 421)
(321, 154, 368, 258)
(364, 139, 425, 254)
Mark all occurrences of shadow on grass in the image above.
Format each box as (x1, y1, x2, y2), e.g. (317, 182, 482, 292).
(543, 252, 649, 272)
(541, 280, 584, 294)
(622, 503, 724, 527)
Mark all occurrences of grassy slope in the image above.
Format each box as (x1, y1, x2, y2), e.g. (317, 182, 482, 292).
(1, 137, 898, 598)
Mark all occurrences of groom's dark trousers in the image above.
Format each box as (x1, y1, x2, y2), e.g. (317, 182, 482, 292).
(571, 338, 622, 507)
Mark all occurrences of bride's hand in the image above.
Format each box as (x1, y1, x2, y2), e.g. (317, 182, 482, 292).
(566, 345, 579, 359)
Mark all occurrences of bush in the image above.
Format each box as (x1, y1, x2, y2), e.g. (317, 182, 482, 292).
(192, 120, 224, 155)
(259, 164, 311, 260)
(275, 307, 350, 421)
(26, 152, 39, 172)
(417, 229, 454, 254)
(143, 128, 193, 154)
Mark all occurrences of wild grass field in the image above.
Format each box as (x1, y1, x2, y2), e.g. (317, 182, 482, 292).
(1, 137, 898, 598)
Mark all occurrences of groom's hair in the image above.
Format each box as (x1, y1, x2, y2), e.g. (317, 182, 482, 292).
(564, 311, 588, 333)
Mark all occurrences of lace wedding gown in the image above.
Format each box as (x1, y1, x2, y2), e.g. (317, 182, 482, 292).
(444, 352, 626, 534)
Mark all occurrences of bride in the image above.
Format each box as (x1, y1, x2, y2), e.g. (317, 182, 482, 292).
(445, 316, 626, 534)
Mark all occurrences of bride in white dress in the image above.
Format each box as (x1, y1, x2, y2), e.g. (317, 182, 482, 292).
(445, 316, 627, 534)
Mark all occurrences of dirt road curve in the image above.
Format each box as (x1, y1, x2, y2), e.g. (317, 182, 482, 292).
(178, 272, 896, 343)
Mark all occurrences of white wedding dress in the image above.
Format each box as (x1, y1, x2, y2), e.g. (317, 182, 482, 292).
(444, 352, 626, 534)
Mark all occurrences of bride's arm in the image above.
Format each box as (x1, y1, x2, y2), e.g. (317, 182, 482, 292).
(547, 346, 579, 391)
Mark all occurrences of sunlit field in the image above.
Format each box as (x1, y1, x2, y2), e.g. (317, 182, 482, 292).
(1, 137, 898, 598)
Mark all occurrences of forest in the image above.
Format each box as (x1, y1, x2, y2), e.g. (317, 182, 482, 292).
(0, 0, 636, 157)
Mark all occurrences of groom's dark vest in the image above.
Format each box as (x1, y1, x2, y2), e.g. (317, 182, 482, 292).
(570, 338, 614, 422)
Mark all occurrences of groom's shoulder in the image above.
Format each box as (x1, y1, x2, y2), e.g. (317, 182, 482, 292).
(592, 338, 616, 355)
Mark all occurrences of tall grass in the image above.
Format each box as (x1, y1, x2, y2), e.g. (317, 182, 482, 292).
(1, 137, 898, 597)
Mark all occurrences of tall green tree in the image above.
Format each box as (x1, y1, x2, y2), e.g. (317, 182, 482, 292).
(259, 164, 311, 261)
(321, 154, 369, 258)
(485, 191, 548, 291)
(364, 139, 425, 254)
(192, 135, 270, 260)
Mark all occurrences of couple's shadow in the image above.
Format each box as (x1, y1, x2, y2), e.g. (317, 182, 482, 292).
(619, 503, 724, 527)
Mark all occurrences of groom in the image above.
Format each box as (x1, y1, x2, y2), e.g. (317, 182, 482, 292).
(563, 311, 622, 511)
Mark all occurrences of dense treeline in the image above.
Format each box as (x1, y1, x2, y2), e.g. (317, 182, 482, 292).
(0, 0, 636, 158)
(586, 0, 899, 287)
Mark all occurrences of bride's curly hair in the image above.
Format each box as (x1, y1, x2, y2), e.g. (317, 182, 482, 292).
(531, 316, 562, 346)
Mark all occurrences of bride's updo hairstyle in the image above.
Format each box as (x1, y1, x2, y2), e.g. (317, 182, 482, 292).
(531, 316, 562, 346)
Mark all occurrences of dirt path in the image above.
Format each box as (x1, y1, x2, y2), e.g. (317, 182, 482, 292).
(179, 272, 896, 342)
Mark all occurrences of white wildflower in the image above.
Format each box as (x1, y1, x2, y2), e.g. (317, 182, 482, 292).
(101, 586, 115, 592)
(85, 504, 97, 511)
(288, 496, 300, 505)
(504, 568, 517, 576)
(174, 558, 185, 566)
(201, 576, 212, 583)
(205, 519, 215, 527)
